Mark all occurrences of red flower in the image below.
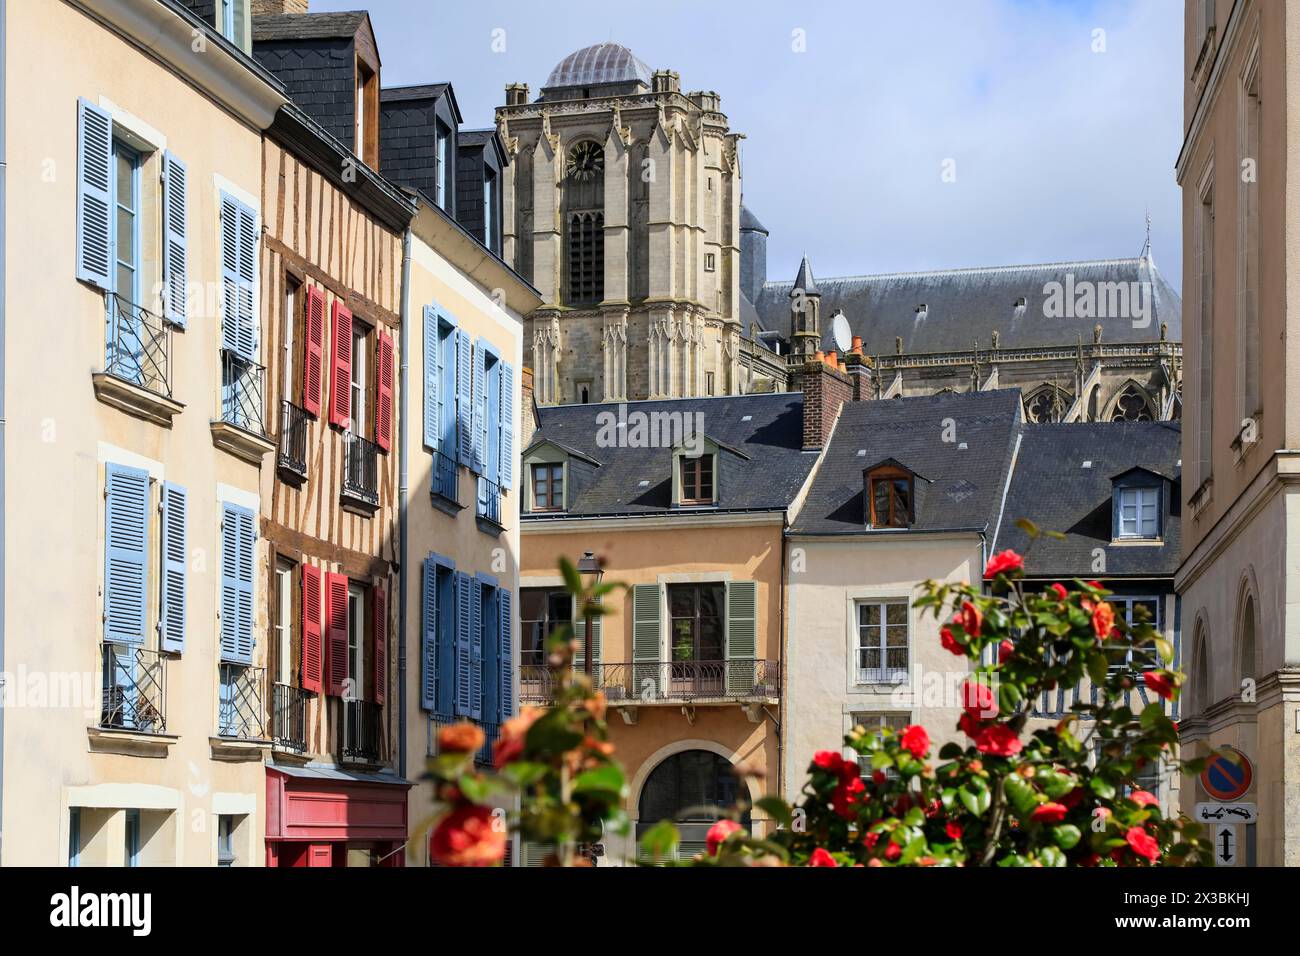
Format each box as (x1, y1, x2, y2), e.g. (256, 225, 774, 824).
(1049, 582, 1068, 601)
(984, 549, 1024, 578)
(429, 804, 507, 867)
(832, 776, 866, 820)
(813, 750, 844, 774)
(945, 821, 963, 840)
(1129, 790, 1159, 808)
(1031, 802, 1069, 824)
(872, 769, 887, 786)
(973, 722, 1022, 757)
(1143, 671, 1175, 700)
(863, 830, 880, 850)
(867, 857, 884, 867)
(962, 680, 997, 720)
(1091, 601, 1117, 640)
(705, 819, 743, 857)
(884, 842, 901, 862)
(808, 848, 838, 867)
(940, 626, 965, 656)
(493, 708, 541, 768)
(1125, 826, 1161, 863)
(1060, 787, 1084, 810)
(918, 856, 937, 866)
(959, 601, 983, 638)
(998, 640, 1015, 664)
(900, 724, 930, 759)
(958, 711, 981, 738)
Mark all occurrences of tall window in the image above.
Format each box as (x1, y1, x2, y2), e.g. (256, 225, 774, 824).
(217, 814, 237, 867)
(274, 559, 294, 686)
(125, 809, 141, 867)
(520, 587, 571, 667)
(350, 323, 367, 436)
(867, 467, 913, 528)
(564, 141, 604, 305)
(680, 455, 714, 505)
(531, 462, 564, 511)
(1117, 486, 1160, 538)
(668, 583, 725, 664)
(435, 120, 450, 209)
(1197, 182, 1215, 484)
(857, 601, 908, 683)
(483, 169, 496, 254)
(347, 583, 366, 699)
(217, 0, 246, 48)
(283, 277, 299, 404)
(113, 140, 141, 302)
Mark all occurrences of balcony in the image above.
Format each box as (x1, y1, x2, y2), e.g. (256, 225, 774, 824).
(340, 698, 382, 764)
(214, 663, 269, 760)
(271, 682, 309, 754)
(99, 643, 168, 733)
(428, 713, 499, 767)
(519, 660, 781, 717)
(212, 349, 275, 464)
(430, 448, 461, 512)
(476, 476, 503, 534)
(277, 400, 310, 482)
(92, 294, 184, 426)
(342, 434, 380, 513)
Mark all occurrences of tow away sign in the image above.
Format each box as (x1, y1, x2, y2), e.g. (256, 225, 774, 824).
(1194, 802, 1258, 825)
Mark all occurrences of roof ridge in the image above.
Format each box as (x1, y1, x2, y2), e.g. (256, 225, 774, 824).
(762, 256, 1156, 288)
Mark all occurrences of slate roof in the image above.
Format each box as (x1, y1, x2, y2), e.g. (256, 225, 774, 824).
(790, 390, 1023, 535)
(740, 205, 769, 235)
(997, 421, 1181, 579)
(753, 256, 1181, 354)
(524, 393, 816, 518)
(544, 43, 653, 90)
(253, 12, 368, 41)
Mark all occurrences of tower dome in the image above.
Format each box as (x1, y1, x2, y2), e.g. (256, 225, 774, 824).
(544, 42, 653, 91)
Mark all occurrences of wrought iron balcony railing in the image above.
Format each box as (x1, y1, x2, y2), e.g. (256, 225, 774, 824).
(340, 698, 382, 763)
(100, 643, 167, 734)
(343, 434, 380, 506)
(427, 713, 499, 767)
(104, 294, 173, 397)
(277, 400, 309, 478)
(271, 681, 309, 753)
(218, 663, 266, 739)
(518, 659, 781, 706)
(476, 476, 503, 526)
(431, 449, 459, 504)
(220, 349, 267, 435)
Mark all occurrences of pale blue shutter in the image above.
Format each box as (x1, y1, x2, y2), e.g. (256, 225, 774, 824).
(220, 504, 255, 664)
(76, 98, 113, 289)
(220, 193, 257, 360)
(471, 339, 486, 474)
(470, 578, 483, 720)
(438, 567, 456, 715)
(161, 152, 188, 327)
(456, 330, 473, 466)
(158, 482, 188, 654)
(499, 587, 514, 719)
(421, 557, 438, 710)
(104, 464, 149, 645)
(726, 581, 758, 694)
(422, 306, 439, 451)
(455, 571, 472, 716)
(499, 360, 515, 490)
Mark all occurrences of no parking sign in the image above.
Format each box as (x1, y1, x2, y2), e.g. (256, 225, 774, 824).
(1200, 747, 1253, 801)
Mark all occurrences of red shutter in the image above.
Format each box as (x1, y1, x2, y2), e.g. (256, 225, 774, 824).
(373, 580, 387, 704)
(329, 300, 353, 428)
(324, 571, 350, 696)
(301, 564, 323, 694)
(375, 331, 394, 452)
(303, 286, 325, 417)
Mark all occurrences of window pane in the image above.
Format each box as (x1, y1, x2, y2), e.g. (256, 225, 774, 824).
(885, 603, 907, 626)
(669, 585, 694, 618)
(861, 603, 881, 627)
(700, 584, 724, 619)
(872, 481, 890, 524)
(698, 618, 724, 660)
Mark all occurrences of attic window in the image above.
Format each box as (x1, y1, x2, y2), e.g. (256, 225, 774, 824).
(680, 454, 715, 505)
(915, 303, 928, 317)
(866, 465, 914, 529)
(355, 58, 378, 167)
(530, 462, 565, 512)
(1116, 485, 1160, 540)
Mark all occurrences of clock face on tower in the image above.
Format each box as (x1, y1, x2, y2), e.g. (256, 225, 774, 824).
(567, 141, 604, 182)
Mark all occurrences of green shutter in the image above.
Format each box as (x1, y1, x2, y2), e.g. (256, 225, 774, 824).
(726, 581, 757, 694)
(632, 584, 661, 699)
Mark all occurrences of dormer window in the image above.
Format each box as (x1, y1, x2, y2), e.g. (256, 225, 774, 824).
(531, 462, 565, 512)
(865, 463, 914, 529)
(680, 454, 714, 505)
(354, 58, 378, 167)
(1116, 486, 1159, 539)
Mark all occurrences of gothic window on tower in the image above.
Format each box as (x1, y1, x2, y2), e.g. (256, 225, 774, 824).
(1111, 385, 1154, 422)
(564, 141, 604, 306)
(1025, 387, 1070, 424)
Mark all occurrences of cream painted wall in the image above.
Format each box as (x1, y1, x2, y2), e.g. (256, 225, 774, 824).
(4, 0, 268, 864)
(783, 534, 982, 800)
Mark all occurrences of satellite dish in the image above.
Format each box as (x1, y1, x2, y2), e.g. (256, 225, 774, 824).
(831, 311, 852, 353)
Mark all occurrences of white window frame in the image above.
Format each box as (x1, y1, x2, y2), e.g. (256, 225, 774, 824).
(1117, 486, 1159, 539)
(854, 599, 910, 685)
(350, 323, 367, 437)
(347, 583, 365, 698)
(274, 560, 293, 687)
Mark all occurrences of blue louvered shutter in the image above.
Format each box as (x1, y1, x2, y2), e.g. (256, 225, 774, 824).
(422, 306, 439, 451)
(456, 330, 473, 466)
(437, 567, 456, 715)
(104, 464, 149, 645)
(455, 571, 472, 716)
(76, 99, 113, 289)
(471, 339, 486, 473)
(220, 504, 255, 664)
(499, 360, 515, 490)
(158, 482, 188, 653)
(421, 557, 438, 711)
(220, 193, 257, 360)
(161, 152, 188, 327)
(499, 587, 514, 720)
(470, 578, 483, 720)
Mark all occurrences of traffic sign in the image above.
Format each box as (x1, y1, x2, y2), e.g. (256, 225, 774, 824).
(1200, 747, 1253, 801)
(1213, 823, 1239, 867)
(1194, 802, 1257, 825)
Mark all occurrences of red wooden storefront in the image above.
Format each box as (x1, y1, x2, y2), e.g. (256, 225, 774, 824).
(266, 766, 412, 867)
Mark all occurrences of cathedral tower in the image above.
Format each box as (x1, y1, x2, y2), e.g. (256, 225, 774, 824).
(790, 254, 822, 359)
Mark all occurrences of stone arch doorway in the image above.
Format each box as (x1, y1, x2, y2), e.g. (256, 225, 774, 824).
(636, 749, 751, 857)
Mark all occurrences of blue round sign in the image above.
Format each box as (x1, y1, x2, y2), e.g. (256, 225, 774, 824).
(1201, 747, 1253, 801)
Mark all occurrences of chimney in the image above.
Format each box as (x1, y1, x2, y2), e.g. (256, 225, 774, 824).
(505, 83, 530, 107)
(253, 0, 308, 15)
(799, 358, 852, 450)
(520, 366, 537, 449)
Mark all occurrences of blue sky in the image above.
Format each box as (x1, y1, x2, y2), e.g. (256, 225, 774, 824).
(314, 0, 1185, 290)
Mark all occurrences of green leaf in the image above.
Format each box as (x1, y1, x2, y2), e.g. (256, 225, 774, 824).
(559, 557, 582, 595)
(998, 682, 1022, 714)
(1039, 845, 1067, 867)
(1005, 776, 1037, 816)
(639, 820, 680, 860)
(524, 709, 584, 754)
(573, 764, 626, 798)
(1052, 824, 1082, 850)
(938, 743, 964, 760)
(1089, 777, 1116, 800)
(756, 796, 794, 829)
(1087, 652, 1109, 686)
(500, 761, 550, 788)
(871, 751, 895, 771)
(900, 835, 929, 865)
(1015, 518, 1041, 539)
(457, 773, 504, 803)
(1154, 637, 1174, 663)
(959, 785, 991, 817)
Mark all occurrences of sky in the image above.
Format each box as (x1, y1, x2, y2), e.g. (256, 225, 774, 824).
(314, 0, 1186, 290)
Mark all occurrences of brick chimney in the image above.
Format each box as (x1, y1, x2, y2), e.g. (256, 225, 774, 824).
(253, 0, 309, 16)
(520, 366, 537, 449)
(799, 357, 852, 450)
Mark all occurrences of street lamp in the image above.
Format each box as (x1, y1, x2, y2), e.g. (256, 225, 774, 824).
(577, 551, 603, 677)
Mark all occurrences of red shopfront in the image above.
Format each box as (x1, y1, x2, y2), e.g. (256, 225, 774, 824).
(266, 766, 412, 867)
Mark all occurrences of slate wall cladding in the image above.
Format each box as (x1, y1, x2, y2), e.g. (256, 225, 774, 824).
(456, 143, 486, 243)
(178, 0, 217, 25)
(253, 37, 357, 150)
(379, 99, 438, 199)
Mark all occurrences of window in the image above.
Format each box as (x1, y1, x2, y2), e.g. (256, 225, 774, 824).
(520, 588, 572, 668)
(668, 583, 726, 666)
(704, 253, 716, 272)
(564, 141, 605, 305)
(1117, 486, 1160, 539)
(857, 601, 908, 683)
(849, 712, 910, 772)
(350, 322, 367, 436)
(435, 120, 450, 209)
(217, 814, 237, 867)
(483, 169, 496, 253)
(680, 455, 714, 505)
(113, 139, 141, 302)
(69, 808, 82, 867)
(705, 372, 715, 396)
(283, 276, 299, 404)
(274, 559, 294, 686)
(125, 809, 141, 868)
(1106, 597, 1162, 673)
(348, 583, 366, 699)
(217, 0, 247, 49)
(867, 467, 913, 528)
(531, 463, 564, 512)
